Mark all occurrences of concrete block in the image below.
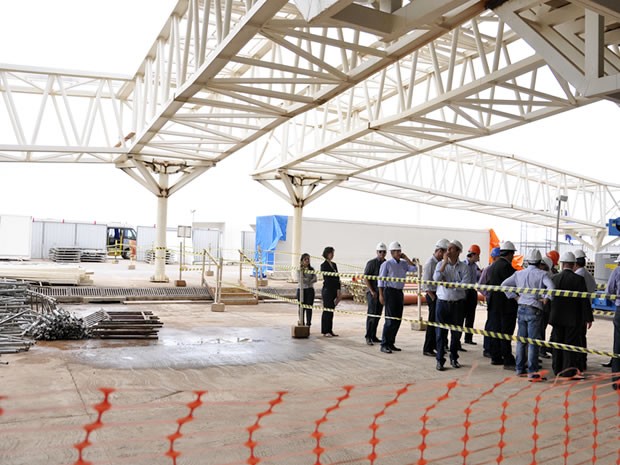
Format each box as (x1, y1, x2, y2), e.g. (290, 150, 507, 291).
(291, 325, 310, 339)
(211, 302, 226, 312)
(410, 319, 427, 331)
(205, 270, 214, 277)
(257, 278, 268, 287)
(174, 280, 187, 287)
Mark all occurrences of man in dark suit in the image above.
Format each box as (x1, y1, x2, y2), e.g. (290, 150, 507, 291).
(486, 241, 518, 369)
(549, 251, 594, 378)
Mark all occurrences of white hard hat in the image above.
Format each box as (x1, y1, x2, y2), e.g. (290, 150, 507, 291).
(500, 241, 517, 252)
(449, 239, 463, 251)
(376, 242, 387, 251)
(615, 255, 620, 263)
(526, 249, 542, 263)
(435, 238, 450, 250)
(560, 251, 576, 263)
(388, 241, 402, 251)
(573, 249, 586, 259)
(541, 257, 553, 269)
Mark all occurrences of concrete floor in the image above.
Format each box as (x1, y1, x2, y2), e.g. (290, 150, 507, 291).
(1, 291, 618, 465)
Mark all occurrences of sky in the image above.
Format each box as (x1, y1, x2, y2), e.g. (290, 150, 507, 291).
(0, 0, 618, 249)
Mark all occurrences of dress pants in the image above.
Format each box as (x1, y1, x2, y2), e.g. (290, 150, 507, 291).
(435, 299, 463, 364)
(295, 287, 315, 326)
(321, 287, 338, 334)
(422, 292, 437, 353)
(381, 287, 403, 348)
(612, 308, 620, 384)
(365, 291, 383, 340)
(551, 325, 586, 377)
(488, 295, 517, 365)
(463, 289, 478, 343)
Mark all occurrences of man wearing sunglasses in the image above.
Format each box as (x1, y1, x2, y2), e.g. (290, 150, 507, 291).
(364, 242, 388, 346)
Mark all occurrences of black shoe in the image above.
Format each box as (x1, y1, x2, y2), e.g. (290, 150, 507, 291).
(503, 364, 516, 371)
(458, 346, 467, 352)
(602, 360, 612, 368)
(464, 340, 477, 345)
(436, 361, 445, 371)
(612, 383, 619, 391)
(366, 338, 374, 346)
(483, 351, 491, 358)
(380, 346, 392, 354)
(329, 332, 339, 337)
(423, 351, 436, 357)
(528, 375, 547, 382)
(450, 359, 461, 369)
(491, 359, 504, 366)
(540, 352, 551, 359)
(372, 337, 381, 343)
(390, 345, 402, 352)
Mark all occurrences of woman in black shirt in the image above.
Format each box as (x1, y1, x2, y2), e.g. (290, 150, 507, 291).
(320, 246, 341, 336)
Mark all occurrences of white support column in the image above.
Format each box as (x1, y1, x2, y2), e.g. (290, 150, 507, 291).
(152, 172, 170, 283)
(291, 203, 303, 277)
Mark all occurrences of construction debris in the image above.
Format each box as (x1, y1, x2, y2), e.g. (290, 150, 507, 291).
(0, 281, 164, 359)
(0, 263, 93, 285)
(87, 310, 163, 339)
(49, 247, 82, 263)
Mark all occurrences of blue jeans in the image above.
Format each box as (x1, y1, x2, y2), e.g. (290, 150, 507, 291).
(516, 305, 543, 375)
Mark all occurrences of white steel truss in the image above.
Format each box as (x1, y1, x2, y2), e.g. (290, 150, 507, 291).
(253, 7, 620, 241)
(0, 0, 618, 241)
(0, 1, 486, 174)
(493, 0, 620, 103)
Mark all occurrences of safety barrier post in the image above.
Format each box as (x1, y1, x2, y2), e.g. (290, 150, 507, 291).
(175, 241, 186, 287)
(205, 245, 214, 276)
(211, 257, 225, 312)
(200, 250, 206, 287)
(292, 266, 309, 338)
(411, 261, 426, 331)
(239, 250, 243, 284)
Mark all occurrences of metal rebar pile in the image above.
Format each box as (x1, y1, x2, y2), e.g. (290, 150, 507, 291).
(0, 280, 91, 354)
(0, 281, 38, 354)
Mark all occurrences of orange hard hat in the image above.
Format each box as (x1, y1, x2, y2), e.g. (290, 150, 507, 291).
(546, 250, 560, 266)
(468, 244, 481, 255)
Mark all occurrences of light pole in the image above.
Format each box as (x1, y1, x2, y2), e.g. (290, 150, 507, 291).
(555, 195, 568, 251)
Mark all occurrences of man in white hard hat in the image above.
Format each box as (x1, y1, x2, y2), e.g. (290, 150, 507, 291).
(462, 244, 482, 346)
(539, 256, 555, 360)
(378, 241, 418, 354)
(422, 239, 449, 357)
(573, 250, 596, 293)
(363, 242, 388, 346)
(433, 239, 470, 370)
(549, 251, 593, 379)
(604, 254, 620, 390)
(479, 247, 501, 358)
(573, 249, 596, 370)
(501, 249, 555, 381)
(486, 241, 518, 369)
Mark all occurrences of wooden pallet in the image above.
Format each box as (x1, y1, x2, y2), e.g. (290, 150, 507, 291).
(88, 310, 163, 339)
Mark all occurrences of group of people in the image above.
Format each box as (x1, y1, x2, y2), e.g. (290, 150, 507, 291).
(297, 240, 618, 388)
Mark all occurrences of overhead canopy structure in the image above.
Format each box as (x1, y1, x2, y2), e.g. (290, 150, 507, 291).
(252, 0, 620, 251)
(1, 0, 620, 276)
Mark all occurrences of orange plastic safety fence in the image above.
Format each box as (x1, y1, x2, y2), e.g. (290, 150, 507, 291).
(0, 375, 619, 465)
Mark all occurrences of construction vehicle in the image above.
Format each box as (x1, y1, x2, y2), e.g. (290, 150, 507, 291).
(107, 226, 137, 259)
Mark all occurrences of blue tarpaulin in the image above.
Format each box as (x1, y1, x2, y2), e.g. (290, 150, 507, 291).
(254, 215, 288, 276)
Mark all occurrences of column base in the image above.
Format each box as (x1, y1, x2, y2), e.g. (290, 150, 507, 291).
(211, 302, 226, 312)
(410, 319, 427, 331)
(291, 325, 310, 339)
(175, 280, 187, 287)
(150, 276, 169, 283)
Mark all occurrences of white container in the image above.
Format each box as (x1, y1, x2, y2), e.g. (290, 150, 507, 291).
(0, 215, 32, 260)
